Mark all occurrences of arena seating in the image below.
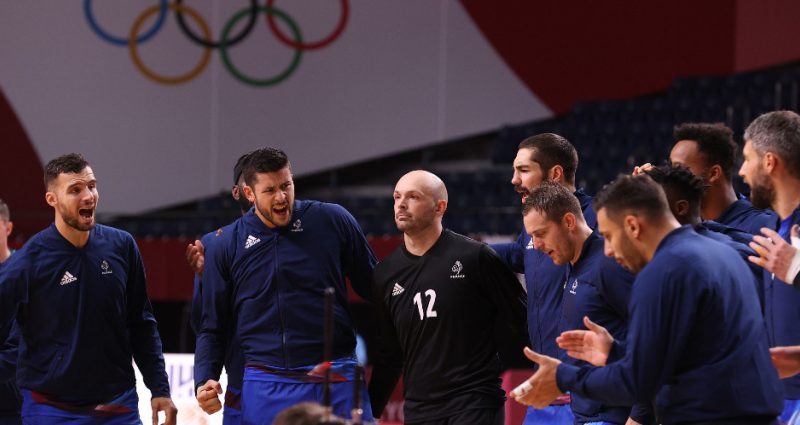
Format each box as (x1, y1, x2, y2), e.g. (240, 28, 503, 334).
(108, 61, 800, 240)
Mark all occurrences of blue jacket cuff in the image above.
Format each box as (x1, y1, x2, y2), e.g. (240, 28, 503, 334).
(556, 363, 580, 393)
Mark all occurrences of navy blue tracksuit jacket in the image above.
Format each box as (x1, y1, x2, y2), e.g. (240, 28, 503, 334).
(765, 206, 800, 399)
(194, 200, 377, 386)
(560, 232, 633, 424)
(190, 225, 243, 394)
(493, 188, 596, 358)
(0, 224, 170, 403)
(556, 226, 782, 424)
(716, 193, 777, 235)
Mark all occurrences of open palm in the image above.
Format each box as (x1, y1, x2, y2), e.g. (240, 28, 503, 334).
(556, 316, 613, 366)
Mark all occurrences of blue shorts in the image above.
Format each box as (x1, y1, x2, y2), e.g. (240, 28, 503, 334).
(781, 399, 800, 425)
(223, 385, 242, 425)
(523, 404, 574, 425)
(20, 388, 141, 424)
(241, 359, 372, 425)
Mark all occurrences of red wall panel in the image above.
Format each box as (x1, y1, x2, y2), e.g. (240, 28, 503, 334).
(460, 0, 737, 113)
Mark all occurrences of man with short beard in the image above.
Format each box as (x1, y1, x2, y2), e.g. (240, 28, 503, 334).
(738, 110, 800, 423)
(521, 182, 633, 425)
(369, 170, 527, 424)
(493, 133, 596, 425)
(0, 153, 176, 424)
(194, 148, 377, 425)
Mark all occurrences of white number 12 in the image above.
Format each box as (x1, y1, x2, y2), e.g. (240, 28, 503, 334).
(413, 289, 438, 320)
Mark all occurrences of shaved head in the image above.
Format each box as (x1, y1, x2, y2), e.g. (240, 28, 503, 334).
(393, 170, 448, 236)
(396, 170, 448, 202)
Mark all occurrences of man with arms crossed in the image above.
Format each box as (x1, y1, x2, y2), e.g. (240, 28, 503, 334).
(369, 170, 527, 425)
(0, 153, 176, 424)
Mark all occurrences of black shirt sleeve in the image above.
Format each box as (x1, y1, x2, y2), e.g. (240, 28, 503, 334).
(367, 283, 404, 417)
(478, 245, 528, 350)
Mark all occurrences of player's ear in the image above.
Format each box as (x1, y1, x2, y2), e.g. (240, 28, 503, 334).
(764, 151, 777, 174)
(623, 214, 641, 239)
(548, 165, 564, 184)
(562, 212, 576, 230)
(45, 191, 57, 208)
(707, 165, 723, 184)
(674, 200, 690, 218)
(242, 185, 255, 203)
(435, 199, 448, 216)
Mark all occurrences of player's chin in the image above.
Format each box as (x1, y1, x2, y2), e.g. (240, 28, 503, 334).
(274, 216, 291, 227)
(76, 222, 96, 231)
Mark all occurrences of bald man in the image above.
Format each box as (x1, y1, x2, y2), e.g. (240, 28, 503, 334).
(368, 170, 527, 425)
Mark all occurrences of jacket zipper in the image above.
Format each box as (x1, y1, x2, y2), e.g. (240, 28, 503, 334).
(274, 235, 289, 368)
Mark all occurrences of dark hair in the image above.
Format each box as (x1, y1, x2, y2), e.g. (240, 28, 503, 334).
(593, 174, 670, 221)
(243, 147, 290, 187)
(522, 180, 584, 223)
(745, 110, 800, 178)
(0, 199, 9, 222)
(233, 152, 252, 184)
(518, 133, 578, 184)
(272, 402, 344, 425)
(673, 122, 737, 179)
(645, 164, 707, 220)
(44, 153, 90, 188)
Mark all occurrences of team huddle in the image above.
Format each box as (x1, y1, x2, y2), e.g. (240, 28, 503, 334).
(1, 110, 800, 425)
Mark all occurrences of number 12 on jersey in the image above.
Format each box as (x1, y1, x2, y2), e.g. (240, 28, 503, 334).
(413, 289, 438, 320)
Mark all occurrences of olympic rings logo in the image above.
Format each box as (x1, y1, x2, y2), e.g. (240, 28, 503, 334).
(83, 0, 348, 87)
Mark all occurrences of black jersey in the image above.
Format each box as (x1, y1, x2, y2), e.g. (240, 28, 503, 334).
(368, 230, 527, 423)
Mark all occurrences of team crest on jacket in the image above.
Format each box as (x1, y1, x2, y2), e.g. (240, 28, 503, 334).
(450, 260, 465, 279)
(569, 279, 578, 295)
(100, 260, 113, 275)
(291, 219, 303, 232)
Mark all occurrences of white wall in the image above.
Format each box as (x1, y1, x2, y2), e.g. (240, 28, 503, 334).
(0, 1, 549, 214)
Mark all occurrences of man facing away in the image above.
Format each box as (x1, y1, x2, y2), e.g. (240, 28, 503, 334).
(0, 153, 177, 424)
(369, 170, 527, 425)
